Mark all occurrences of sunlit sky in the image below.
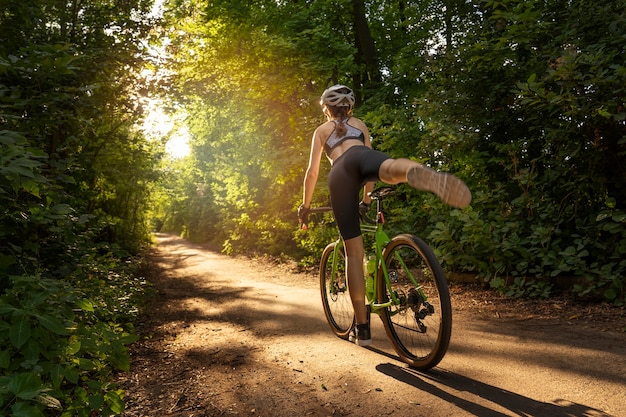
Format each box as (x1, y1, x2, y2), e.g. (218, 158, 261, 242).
(138, 0, 191, 158)
(141, 100, 190, 158)
(165, 128, 190, 158)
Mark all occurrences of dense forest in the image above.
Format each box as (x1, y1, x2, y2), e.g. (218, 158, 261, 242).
(1, 0, 624, 414)
(153, 0, 626, 301)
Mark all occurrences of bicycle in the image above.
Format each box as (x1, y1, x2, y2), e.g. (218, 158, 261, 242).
(308, 186, 452, 370)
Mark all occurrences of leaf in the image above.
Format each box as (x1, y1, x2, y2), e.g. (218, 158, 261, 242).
(78, 358, 97, 371)
(7, 372, 43, 400)
(0, 300, 19, 315)
(604, 288, 617, 300)
(75, 298, 94, 312)
(50, 204, 73, 215)
(118, 333, 139, 345)
(37, 392, 62, 409)
(66, 339, 81, 355)
(11, 402, 46, 417)
(0, 350, 10, 368)
(105, 390, 125, 414)
(10, 318, 31, 348)
(111, 352, 131, 372)
(36, 314, 69, 335)
(0, 130, 26, 145)
(50, 364, 64, 388)
(612, 212, 626, 223)
(64, 366, 79, 384)
(9, 157, 41, 169)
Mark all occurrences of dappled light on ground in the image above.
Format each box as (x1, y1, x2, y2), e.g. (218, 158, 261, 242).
(118, 235, 626, 417)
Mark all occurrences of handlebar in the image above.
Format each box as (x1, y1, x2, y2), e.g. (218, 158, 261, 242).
(309, 207, 333, 214)
(300, 186, 397, 230)
(300, 207, 331, 230)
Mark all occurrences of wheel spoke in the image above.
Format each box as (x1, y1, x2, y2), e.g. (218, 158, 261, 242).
(320, 242, 353, 339)
(378, 235, 452, 370)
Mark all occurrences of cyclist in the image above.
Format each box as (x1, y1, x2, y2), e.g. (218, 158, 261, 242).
(299, 84, 471, 346)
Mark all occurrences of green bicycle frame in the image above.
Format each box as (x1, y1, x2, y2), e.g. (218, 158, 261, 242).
(361, 222, 393, 312)
(329, 218, 429, 316)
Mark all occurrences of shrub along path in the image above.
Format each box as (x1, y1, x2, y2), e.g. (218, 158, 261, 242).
(117, 234, 626, 417)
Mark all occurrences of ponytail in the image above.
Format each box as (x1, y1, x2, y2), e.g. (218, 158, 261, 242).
(325, 105, 351, 137)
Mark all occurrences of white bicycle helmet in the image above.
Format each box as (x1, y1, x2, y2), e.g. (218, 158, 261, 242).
(320, 84, 355, 108)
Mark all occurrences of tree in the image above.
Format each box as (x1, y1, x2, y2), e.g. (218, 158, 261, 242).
(1, 0, 161, 413)
(154, 0, 624, 303)
(418, 0, 626, 301)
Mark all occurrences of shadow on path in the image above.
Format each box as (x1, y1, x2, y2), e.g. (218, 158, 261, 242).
(377, 362, 615, 417)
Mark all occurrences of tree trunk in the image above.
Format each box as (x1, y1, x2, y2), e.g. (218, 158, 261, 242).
(351, 0, 381, 85)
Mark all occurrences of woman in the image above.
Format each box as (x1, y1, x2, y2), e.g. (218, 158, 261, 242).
(299, 85, 470, 346)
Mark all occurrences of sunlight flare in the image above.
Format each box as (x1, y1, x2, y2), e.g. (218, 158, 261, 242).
(141, 99, 190, 158)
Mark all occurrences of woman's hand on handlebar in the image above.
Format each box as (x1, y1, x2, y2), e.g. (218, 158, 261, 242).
(359, 201, 377, 224)
(298, 204, 310, 229)
(298, 205, 334, 229)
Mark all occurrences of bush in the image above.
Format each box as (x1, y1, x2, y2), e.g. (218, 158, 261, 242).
(428, 187, 626, 305)
(0, 267, 143, 416)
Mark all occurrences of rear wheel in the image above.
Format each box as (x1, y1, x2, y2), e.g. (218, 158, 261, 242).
(320, 241, 353, 339)
(378, 234, 452, 370)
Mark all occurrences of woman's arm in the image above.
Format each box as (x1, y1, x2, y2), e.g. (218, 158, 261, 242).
(361, 123, 374, 204)
(302, 128, 324, 208)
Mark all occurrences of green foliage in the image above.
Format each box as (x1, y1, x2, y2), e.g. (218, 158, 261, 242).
(1, 0, 160, 415)
(0, 273, 140, 416)
(429, 190, 626, 303)
(414, 0, 626, 303)
(152, 0, 625, 305)
(1, 126, 147, 416)
(293, 213, 341, 267)
(222, 213, 300, 257)
(0, 131, 46, 201)
(152, 1, 325, 250)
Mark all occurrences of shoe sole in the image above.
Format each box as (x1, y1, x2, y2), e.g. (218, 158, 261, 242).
(407, 166, 471, 208)
(349, 334, 372, 347)
(355, 338, 372, 347)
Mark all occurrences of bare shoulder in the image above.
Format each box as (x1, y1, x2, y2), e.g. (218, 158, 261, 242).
(348, 117, 369, 131)
(315, 121, 335, 138)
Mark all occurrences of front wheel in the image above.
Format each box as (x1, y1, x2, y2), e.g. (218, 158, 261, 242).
(320, 241, 353, 339)
(378, 234, 452, 370)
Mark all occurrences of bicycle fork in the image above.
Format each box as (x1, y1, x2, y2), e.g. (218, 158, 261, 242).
(329, 240, 347, 299)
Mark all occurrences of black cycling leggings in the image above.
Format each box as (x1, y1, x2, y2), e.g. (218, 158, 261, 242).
(327, 146, 391, 240)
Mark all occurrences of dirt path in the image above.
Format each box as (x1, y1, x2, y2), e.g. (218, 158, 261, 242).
(118, 234, 626, 417)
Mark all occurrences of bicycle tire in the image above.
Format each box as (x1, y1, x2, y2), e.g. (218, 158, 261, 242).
(320, 241, 353, 339)
(378, 234, 452, 370)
